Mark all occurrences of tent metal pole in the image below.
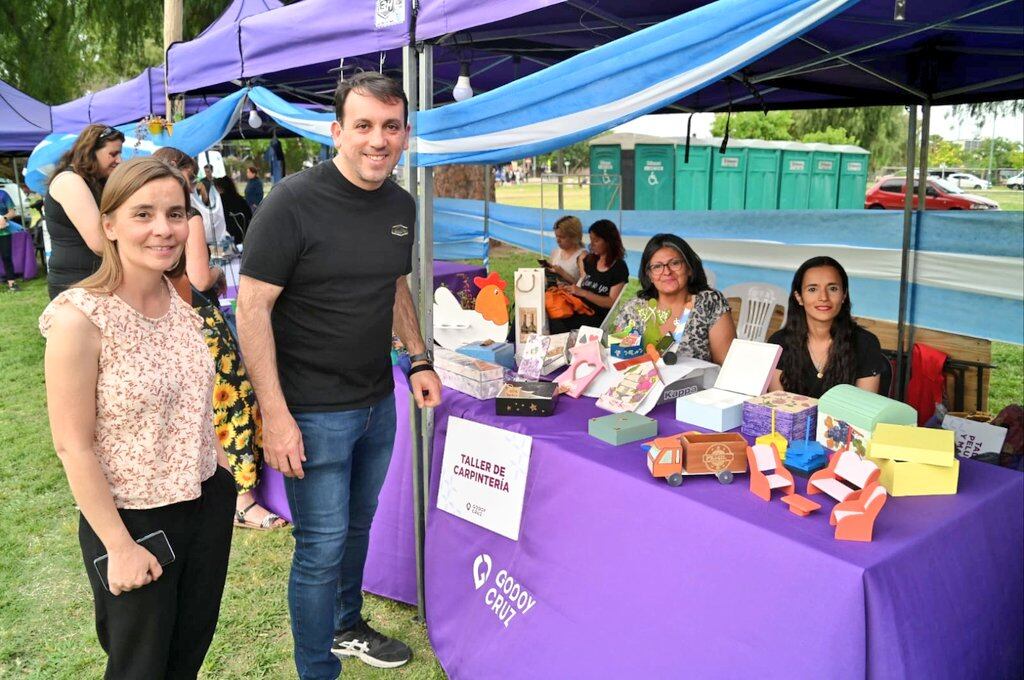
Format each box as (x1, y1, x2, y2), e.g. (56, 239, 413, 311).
(484, 164, 491, 272)
(402, 44, 426, 623)
(417, 43, 435, 625)
(904, 103, 931, 397)
(894, 105, 917, 400)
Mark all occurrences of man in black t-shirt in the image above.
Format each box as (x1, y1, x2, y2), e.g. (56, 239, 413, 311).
(237, 72, 441, 679)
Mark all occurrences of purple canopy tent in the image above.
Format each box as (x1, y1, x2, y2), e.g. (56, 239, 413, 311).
(0, 79, 52, 154)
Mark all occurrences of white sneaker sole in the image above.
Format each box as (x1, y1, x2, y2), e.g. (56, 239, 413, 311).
(331, 647, 410, 669)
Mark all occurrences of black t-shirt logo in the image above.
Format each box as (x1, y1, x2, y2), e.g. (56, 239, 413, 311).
(391, 224, 409, 237)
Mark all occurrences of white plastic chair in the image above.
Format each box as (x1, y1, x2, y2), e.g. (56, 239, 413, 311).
(723, 282, 788, 342)
(705, 267, 717, 288)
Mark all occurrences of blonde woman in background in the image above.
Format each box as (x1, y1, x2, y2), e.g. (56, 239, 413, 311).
(544, 215, 588, 284)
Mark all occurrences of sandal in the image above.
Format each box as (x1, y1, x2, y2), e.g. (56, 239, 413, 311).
(234, 501, 288, 531)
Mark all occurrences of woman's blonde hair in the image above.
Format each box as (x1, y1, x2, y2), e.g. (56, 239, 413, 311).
(553, 215, 583, 248)
(76, 157, 191, 293)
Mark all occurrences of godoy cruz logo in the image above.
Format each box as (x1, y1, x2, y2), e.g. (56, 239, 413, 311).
(472, 554, 537, 628)
(391, 224, 409, 237)
(473, 554, 492, 590)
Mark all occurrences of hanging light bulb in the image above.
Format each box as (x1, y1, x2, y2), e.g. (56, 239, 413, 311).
(248, 109, 263, 129)
(452, 62, 474, 102)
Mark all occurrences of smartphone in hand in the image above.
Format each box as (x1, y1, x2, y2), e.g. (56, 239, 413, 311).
(537, 259, 552, 268)
(93, 530, 175, 591)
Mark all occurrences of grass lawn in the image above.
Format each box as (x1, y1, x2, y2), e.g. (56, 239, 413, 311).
(975, 187, 1024, 212)
(0, 277, 443, 679)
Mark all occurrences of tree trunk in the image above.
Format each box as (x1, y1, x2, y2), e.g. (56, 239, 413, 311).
(433, 165, 496, 201)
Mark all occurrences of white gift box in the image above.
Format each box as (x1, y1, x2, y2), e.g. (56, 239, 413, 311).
(675, 339, 782, 432)
(434, 347, 505, 400)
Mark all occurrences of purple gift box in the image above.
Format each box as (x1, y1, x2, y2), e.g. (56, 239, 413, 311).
(742, 391, 818, 441)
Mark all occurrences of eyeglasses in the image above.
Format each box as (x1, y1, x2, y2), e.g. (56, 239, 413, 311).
(647, 258, 686, 276)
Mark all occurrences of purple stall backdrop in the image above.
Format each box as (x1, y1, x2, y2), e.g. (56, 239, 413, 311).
(0, 230, 38, 280)
(257, 367, 1023, 678)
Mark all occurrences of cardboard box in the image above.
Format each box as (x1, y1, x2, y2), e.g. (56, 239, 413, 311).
(496, 381, 560, 416)
(434, 348, 504, 400)
(870, 457, 960, 496)
(742, 391, 818, 441)
(680, 432, 749, 475)
(589, 412, 658, 446)
(676, 340, 782, 432)
(457, 340, 516, 370)
(869, 424, 956, 467)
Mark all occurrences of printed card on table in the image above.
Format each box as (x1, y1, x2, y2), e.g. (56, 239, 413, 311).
(437, 417, 533, 541)
(596, 361, 661, 413)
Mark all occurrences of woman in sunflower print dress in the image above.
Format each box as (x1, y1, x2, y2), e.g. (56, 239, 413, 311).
(155, 147, 286, 530)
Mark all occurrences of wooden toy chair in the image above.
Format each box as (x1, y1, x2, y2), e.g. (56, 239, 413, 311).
(746, 443, 795, 501)
(807, 450, 881, 502)
(830, 482, 888, 542)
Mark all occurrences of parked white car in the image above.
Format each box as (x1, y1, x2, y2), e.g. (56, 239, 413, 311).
(1005, 171, 1024, 190)
(946, 172, 991, 190)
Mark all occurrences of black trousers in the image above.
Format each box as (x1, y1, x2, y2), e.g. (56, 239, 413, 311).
(78, 467, 235, 680)
(0, 233, 14, 283)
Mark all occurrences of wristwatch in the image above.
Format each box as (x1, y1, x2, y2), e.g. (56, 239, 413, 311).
(409, 351, 433, 364)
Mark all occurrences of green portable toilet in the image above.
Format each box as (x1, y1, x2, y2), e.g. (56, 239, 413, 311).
(779, 142, 812, 210)
(589, 142, 622, 210)
(711, 140, 747, 210)
(837, 145, 871, 209)
(674, 139, 713, 210)
(808, 144, 841, 209)
(744, 140, 781, 210)
(634, 143, 675, 210)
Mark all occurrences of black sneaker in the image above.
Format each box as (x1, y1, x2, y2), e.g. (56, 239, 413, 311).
(331, 619, 412, 669)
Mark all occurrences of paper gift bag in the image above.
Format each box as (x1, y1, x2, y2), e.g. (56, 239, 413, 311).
(514, 268, 547, 350)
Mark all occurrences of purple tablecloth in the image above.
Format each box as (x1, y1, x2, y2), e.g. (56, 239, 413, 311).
(257, 375, 1024, 679)
(0, 230, 38, 280)
(432, 261, 486, 296)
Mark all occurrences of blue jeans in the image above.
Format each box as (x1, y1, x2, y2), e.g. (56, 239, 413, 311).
(285, 394, 397, 680)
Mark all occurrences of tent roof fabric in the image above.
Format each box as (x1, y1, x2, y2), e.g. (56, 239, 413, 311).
(166, 0, 1023, 110)
(51, 67, 165, 133)
(0, 79, 52, 153)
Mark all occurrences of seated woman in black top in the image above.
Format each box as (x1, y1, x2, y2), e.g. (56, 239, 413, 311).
(768, 256, 884, 399)
(548, 219, 628, 334)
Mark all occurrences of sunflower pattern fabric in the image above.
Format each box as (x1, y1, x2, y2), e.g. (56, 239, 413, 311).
(195, 303, 263, 494)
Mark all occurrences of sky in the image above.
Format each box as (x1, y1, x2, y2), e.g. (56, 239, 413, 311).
(614, 107, 1024, 144)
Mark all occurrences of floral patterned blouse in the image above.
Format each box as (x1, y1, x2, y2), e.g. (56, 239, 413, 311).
(614, 289, 731, 363)
(39, 280, 218, 509)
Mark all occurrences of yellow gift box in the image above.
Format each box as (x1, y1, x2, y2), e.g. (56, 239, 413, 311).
(869, 456, 959, 496)
(869, 424, 955, 467)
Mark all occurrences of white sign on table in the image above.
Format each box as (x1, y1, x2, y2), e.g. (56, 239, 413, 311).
(437, 417, 533, 541)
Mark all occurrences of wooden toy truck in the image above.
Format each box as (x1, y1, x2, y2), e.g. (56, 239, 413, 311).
(643, 432, 749, 487)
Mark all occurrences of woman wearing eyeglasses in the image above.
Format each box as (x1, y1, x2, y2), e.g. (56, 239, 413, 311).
(45, 124, 125, 299)
(613, 233, 736, 365)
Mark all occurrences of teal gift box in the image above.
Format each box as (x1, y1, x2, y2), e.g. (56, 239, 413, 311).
(589, 412, 658, 446)
(457, 340, 517, 370)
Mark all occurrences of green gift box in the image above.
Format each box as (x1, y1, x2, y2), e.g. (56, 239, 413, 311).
(588, 412, 658, 446)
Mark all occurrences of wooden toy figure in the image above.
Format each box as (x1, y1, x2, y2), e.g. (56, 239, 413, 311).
(433, 272, 510, 348)
(784, 418, 829, 477)
(556, 339, 605, 398)
(755, 408, 788, 459)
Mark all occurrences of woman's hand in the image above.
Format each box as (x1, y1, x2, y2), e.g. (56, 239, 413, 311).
(107, 541, 164, 596)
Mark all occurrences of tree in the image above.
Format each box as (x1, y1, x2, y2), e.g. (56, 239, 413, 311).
(800, 126, 855, 145)
(928, 135, 964, 169)
(0, 1, 230, 104)
(538, 141, 590, 174)
(791, 107, 906, 171)
(710, 111, 794, 140)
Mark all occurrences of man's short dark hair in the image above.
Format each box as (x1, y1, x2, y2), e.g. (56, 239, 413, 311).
(247, 165, 258, 175)
(333, 71, 408, 125)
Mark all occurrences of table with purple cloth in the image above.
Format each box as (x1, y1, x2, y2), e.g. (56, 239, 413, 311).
(259, 370, 1024, 679)
(432, 260, 487, 296)
(0, 230, 38, 280)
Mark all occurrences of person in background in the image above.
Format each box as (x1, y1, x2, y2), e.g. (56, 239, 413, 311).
(0, 189, 19, 291)
(768, 256, 883, 399)
(614, 233, 736, 365)
(152, 147, 286, 534)
(39, 157, 235, 678)
(245, 165, 264, 211)
(200, 163, 215, 194)
(548, 218, 629, 334)
(544, 215, 587, 285)
(214, 176, 251, 245)
(44, 124, 124, 299)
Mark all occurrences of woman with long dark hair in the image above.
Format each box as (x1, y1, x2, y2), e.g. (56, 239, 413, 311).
(45, 124, 125, 299)
(768, 256, 883, 398)
(548, 218, 629, 334)
(614, 233, 735, 364)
